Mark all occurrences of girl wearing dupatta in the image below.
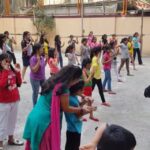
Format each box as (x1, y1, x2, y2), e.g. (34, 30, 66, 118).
(23, 65, 93, 150)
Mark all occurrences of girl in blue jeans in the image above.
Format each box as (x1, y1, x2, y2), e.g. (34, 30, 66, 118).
(30, 43, 47, 106)
(102, 46, 116, 94)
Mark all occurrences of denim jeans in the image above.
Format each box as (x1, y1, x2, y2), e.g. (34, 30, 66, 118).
(30, 78, 45, 106)
(103, 69, 111, 91)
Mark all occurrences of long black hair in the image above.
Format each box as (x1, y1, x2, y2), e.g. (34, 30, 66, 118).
(65, 45, 74, 56)
(31, 43, 42, 57)
(41, 65, 82, 95)
(39, 33, 49, 45)
(0, 34, 6, 49)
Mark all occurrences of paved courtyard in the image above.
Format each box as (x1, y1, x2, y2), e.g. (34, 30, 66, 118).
(3, 52, 150, 150)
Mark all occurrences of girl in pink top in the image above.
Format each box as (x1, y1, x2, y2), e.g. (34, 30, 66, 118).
(48, 48, 59, 76)
(102, 46, 116, 94)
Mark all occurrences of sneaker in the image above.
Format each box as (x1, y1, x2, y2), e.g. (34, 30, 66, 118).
(101, 102, 111, 107)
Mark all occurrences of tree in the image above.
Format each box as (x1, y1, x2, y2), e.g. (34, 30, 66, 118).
(32, 6, 55, 35)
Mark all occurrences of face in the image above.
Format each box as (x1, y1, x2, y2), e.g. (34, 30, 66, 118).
(124, 40, 128, 45)
(27, 33, 31, 40)
(0, 58, 10, 69)
(86, 63, 91, 69)
(39, 47, 43, 55)
(76, 88, 84, 96)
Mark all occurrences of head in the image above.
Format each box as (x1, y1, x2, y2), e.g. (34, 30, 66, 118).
(4, 31, 9, 38)
(31, 43, 43, 56)
(82, 58, 91, 69)
(89, 31, 93, 36)
(48, 48, 56, 58)
(133, 32, 139, 37)
(39, 33, 47, 44)
(65, 45, 74, 56)
(23, 31, 30, 40)
(81, 38, 88, 45)
(97, 124, 136, 150)
(128, 36, 132, 42)
(112, 34, 116, 39)
(41, 65, 82, 95)
(70, 35, 74, 39)
(103, 45, 111, 54)
(90, 46, 101, 59)
(55, 35, 60, 42)
(70, 80, 84, 96)
(92, 36, 97, 43)
(121, 38, 128, 45)
(0, 53, 10, 71)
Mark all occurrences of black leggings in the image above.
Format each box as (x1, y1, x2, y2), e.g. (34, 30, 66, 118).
(65, 131, 81, 150)
(92, 78, 106, 103)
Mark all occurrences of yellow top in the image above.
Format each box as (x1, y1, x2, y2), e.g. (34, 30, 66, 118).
(91, 56, 101, 79)
(44, 42, 49, 55)
(127, 42, 133, 55)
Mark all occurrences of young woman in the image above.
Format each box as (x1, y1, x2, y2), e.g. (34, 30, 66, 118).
(0, 54, 23, 150)
(80, 38, 90, 64)
(133, 32, 143, 65)
(30, 43, 46, 106)
(21, 31, 33, 83)
(55, 35, 64, 68)
(88, 36, 101, 49)
(91, 46, 110, 107)
(48, 48, 59, 76)
(23, 65, 94, 150)
(118, 38, 131, 76)
(128, 36, 136, 70)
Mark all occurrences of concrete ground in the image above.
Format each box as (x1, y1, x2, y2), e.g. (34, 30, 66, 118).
(3, 52, 150, 150)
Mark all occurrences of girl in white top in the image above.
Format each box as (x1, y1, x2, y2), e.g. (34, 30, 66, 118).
(65, 45, 79, 65)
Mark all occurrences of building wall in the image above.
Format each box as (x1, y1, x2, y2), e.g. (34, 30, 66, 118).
(0, 16, 150, 56)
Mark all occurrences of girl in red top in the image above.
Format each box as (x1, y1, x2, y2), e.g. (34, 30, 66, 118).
(0, 54, 23, 149)
(48, 48, 59, 76)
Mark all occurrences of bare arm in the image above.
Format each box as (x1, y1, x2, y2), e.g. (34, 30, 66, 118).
(30, 56, 41, 73)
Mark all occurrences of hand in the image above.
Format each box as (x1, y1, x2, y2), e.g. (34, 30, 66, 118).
(82, 105, 96, 114)
(83, 96, 94, 103)
(15, 63, 20, 69)
(80, 143, 96, 150)
(37, 55, 40, 61)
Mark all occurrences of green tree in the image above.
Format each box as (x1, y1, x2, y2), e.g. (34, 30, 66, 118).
(32, 6, 55, 34)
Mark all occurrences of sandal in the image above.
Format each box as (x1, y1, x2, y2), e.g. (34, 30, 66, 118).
(8, 139, 24, 146)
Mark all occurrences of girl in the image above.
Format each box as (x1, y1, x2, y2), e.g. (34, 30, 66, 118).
(39, 33, 49, 58)
(82, 58, 99, 121)
(21, 31, 33, 83)
(65, 45, 80, 65)
(91, 46, 110, 107)
(55, 35, 64, 68)
(102, 46, 116, 94)
(101, 34, 108, 48)
(48, 48, 59, 76)
(65, 80, 96, 150)
(23, 65, 94, 150)
(80, 38, 90, 64)
(30, 43, 46, 106)
(128, 36, 136, 70)
(118, 38, 131, 76)
(0, 54, 23, 150)
(133, 32, 143, 65)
